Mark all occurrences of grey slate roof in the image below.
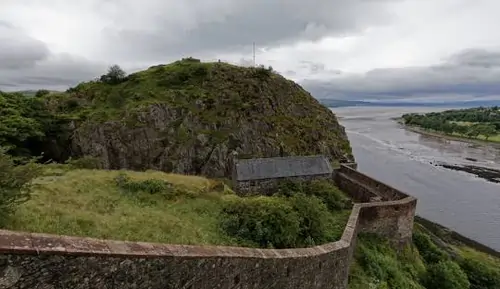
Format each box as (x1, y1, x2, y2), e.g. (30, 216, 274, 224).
(234, 155, 333, 181)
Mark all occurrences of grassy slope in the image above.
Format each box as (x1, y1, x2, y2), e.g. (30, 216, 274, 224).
(349, 234, 426, 289)
(349, 231, 500, 289)
(5, 166, 351, 246)
(3, 165, 500, 288)
(6, 166, 237, 245)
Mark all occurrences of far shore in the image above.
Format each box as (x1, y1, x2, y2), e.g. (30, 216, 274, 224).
(394, 119, 500, 147)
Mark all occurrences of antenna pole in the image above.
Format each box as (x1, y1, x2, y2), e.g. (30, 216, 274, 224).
(253, 42, 256, 67)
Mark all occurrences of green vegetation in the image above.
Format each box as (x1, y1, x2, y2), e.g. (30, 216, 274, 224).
(0, 148, 41, 226)
(220, 180, 351, 248)
(349, 225, 500, 289)
(401, 107, 500, 143)
(3, 151, 499, 288)
(2, 59, 499, 288)
(0, 58, 353, 177)
(2, 160, 351, 248)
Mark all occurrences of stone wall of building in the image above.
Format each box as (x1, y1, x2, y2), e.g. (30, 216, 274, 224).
(0, 164, 418, 289)
(234, 173, 332, 196)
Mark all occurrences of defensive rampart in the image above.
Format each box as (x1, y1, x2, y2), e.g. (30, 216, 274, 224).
(0, 164, 417, 289)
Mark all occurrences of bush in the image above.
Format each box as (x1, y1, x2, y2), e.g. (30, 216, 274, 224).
(219, 197, 301, 248)
(460, 257, 500, 289)
(412, 231, 450, 264)
(288, 193, 331, 246)
(253, 65, 273, 79)
(0, 148, 41, 226)
(66, 156, 101, 169)
(424, 260, 470, 289)
(304, 180, 352, 210)
(114, 173, 185, 201)
(35, 89, 50, 98)
(277, 179, 351, 211)
(219, 192, 342, 248)
(100, 65, 127, 85)
(354, 234, 424, 289)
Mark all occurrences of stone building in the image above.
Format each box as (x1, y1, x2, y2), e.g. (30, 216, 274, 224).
(232, 155, 333, 195)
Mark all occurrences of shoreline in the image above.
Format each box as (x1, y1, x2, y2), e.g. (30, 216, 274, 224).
(397, 121, 500, 147)
(415, 215, 500, 258)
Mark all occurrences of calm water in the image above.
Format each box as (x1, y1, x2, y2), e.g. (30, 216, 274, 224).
(332, 106, 500, 251)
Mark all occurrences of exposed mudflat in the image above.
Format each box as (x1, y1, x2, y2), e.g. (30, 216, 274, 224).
(436, 163, 500, 184)
(333, 106, 500, 251)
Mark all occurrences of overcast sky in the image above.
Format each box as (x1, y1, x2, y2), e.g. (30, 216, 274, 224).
(1, 0, 500, 101)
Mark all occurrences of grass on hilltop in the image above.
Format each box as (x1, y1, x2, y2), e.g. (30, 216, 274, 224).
(3, 164, 352, 248)
(5, 165, 238, 245)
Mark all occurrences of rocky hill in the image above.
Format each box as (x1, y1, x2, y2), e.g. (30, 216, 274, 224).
(33, 58, 353, 177)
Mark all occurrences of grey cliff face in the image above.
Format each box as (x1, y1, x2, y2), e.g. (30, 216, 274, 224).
(70, 100, 353, 178)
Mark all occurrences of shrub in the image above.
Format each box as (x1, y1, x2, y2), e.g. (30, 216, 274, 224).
(66, 156, 101, 169)
(35, 89, 50, 98)
(288, 193, 331, 246)
(100, 65, 127, 85)
(0, 148, 41, 226)
(355, 234, 424, 289)
(460, 257, 500, 289)
(412, 231, 450, 264)
(253, 65, 272, 79)
(277, 179, 351, 211)
(304, 179, 352, 210)
(424, 260, 470, 289)
(114, 173, 184, 200)
(219, 197, 301, 248)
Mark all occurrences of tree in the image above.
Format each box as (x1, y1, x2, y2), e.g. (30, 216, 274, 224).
(455, 125, 468, 135)
(35, 89, 50, 98)
(466, 126, 481, 139)
(0, 148, 41, 225)
(100, 65, 127, 84)
(0, 92, 45, 156)
(478, 124, 497, 140)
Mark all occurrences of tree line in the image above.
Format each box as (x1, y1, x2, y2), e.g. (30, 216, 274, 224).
(402, 106, 500, 140)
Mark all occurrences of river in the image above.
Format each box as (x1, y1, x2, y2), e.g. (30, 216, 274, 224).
(332, 106, 500, 251)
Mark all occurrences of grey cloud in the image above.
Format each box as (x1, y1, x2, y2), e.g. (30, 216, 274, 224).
(0, 22, 105, 91)
(0, 0, 401, 90)
(100, 0, 399, 62)
(447, 48, 500, 68)
(0, 24, 50, 69)
(303, 48, 500, 100)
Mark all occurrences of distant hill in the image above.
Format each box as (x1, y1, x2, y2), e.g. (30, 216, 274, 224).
(13, 90, 62, 97)
(319, 98, 500, 108)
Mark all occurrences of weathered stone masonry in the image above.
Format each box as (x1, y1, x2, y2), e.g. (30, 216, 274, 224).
(0, 162, 417, 289)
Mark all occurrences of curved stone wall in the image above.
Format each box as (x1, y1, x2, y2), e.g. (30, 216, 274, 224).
(0, 164, 417, 289)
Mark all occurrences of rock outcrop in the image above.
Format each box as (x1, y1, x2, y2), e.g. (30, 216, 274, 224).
(57, 59, 353, 177)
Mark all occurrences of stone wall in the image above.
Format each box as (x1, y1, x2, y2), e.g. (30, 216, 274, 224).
(337, 165, 409, 200)
(358, 199, 417, 246)
(0, 164, 418, 289)
(335, 171, 382, 202)
(234, 173, 332, 196)
(336, 164, 416, 247)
